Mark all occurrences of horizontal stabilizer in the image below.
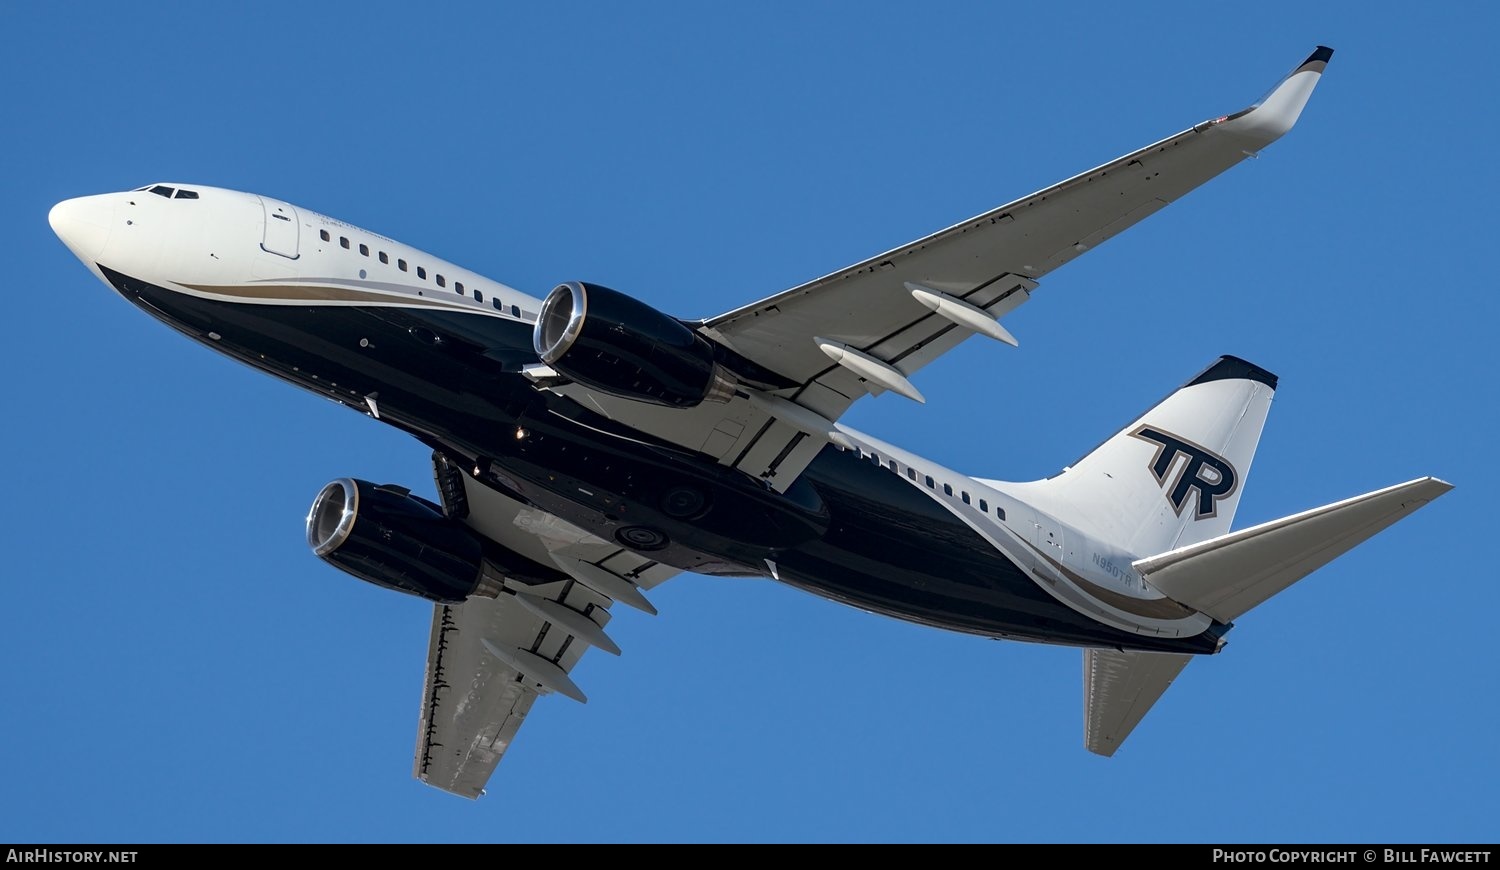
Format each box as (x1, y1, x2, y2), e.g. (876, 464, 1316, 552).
(1134, 477, 1452, 623)
(1084, 649, 1192, 756)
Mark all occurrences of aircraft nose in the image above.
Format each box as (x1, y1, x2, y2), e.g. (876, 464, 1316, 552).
(49, 194, 116, 263)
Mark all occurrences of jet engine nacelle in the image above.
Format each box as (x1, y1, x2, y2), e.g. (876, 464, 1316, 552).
(533, 281, 734, 407)
(306, 478, 488, 603)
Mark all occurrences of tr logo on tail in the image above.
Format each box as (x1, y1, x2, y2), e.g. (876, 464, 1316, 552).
(1131, 426, 1238, 519)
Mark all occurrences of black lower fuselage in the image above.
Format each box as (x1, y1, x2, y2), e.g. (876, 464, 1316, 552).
(102, 266, 1219, 654)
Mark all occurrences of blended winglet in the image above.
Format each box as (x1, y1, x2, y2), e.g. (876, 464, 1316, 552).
(1214, 45, 1334, 146)
(1299, 45, 1335, 73)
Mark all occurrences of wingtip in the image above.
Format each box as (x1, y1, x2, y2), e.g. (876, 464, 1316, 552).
(1085, 740, 1119, 758)
(1297, 45, 1335, 73)
(1211, 46, 1332, 146)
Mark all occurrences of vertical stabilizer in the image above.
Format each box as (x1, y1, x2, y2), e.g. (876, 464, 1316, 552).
(996, 356, 1277, 556)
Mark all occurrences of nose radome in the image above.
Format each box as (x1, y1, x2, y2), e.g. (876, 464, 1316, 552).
(49, 194, 116, 264)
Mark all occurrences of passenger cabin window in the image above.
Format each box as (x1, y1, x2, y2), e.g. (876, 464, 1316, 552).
(887, 460, 898, 472)
(474, 290, 483, 303)
(149, 185, 174, 198)
(511, 304, 520, 317)
(455, 282, 464, 295)
(398, 259, 408, 272)
(339, 237, 350, 250)
(906, 468, 916, 481)
(359, 244, 369, 256)
(378, 252, 389, 264)
(417, 266, 427, 280)
(319, 230, 330, 242)
(996, 507, 1007, 520)
(979, 499, 988, 513)
(925, 475, 935, 489)
(436, 274, 446, 288)
(961, 491, 971, 505)
(943, 483, 953, 496)
(173, 189, 199, 199)
(492, 298, 503, 311)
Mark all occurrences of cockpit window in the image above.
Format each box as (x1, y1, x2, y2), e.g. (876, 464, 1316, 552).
(137, 184, 198, 199)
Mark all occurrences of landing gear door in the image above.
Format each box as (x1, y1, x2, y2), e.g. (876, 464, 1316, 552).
(258, 196, 300, 259)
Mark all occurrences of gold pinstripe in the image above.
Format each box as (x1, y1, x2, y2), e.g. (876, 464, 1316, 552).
(178, 281, 475, 312)
(1015, 538, 1197, 621)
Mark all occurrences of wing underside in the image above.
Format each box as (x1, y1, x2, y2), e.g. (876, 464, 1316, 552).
(414, 598, 547, 798)
(535, 49, 1332, 494)
(413, 454, 678, 798)
(704, 47, 1333, 395)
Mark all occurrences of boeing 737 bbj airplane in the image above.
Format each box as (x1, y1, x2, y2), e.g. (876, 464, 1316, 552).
(50, 47, 1450, 798)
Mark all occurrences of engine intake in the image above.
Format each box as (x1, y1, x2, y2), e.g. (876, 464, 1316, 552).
(534, 281, 734, 407)
(306, 478, 492, 603)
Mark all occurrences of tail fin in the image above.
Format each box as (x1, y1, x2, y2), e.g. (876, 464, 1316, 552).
(997, 356, 1277, 556)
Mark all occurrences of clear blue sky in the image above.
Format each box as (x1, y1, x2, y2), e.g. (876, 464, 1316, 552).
(5, 1, 1495, 844)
